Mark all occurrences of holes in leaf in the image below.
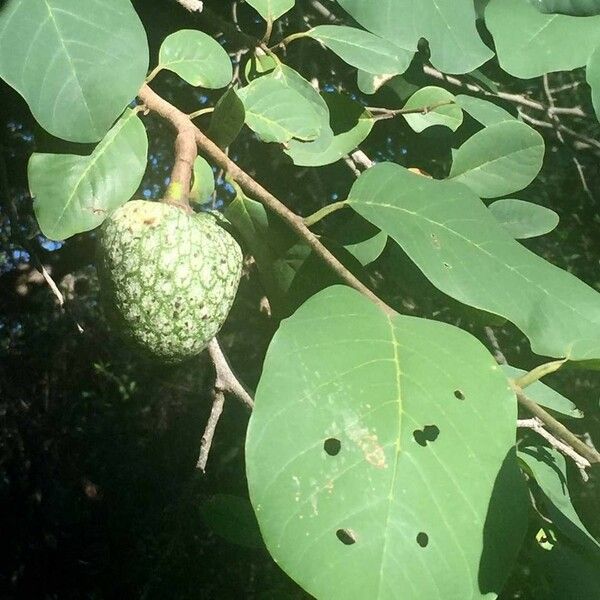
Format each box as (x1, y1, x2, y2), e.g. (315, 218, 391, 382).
(443, 262, 452, 269)
(324, 438, 341, 456)
(416, 532, 429, 547)
(413, 425, 440, 447)
(454, 389, 465, 400)
(336, 528, 356, 545)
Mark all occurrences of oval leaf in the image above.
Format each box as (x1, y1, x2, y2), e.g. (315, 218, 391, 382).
(246, 0, 295, 20)
(190, 156, 214, 205)
(29, 109, 148, 241)
(337, 0, 493, 74)
(0, 0, 148, 142)
(501, 365, 582, 417)
(489, 199, 559, 239)
(247, 286, 526, 599)
(238, 75, 322, 143)
(207, 88, 246, 148)
(306, 25, 412, 75)
(158, 29, 232, 88)
(455, 95, 516, 126)
(449, 121, 545, 198)
(347, 163, 600, 362)
(485, 0, 600, 78)
(402, 86, 463, 133)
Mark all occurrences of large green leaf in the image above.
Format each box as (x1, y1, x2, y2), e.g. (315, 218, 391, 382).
(0, 0, 148, 143)
(488, 199, 559, 240)
(29, 109, 148, 241)
(500, 365, 582, 418)
(207, 88, 246, 148)
(455, 95, 516, 126)
(157, 29, 232, 88)
(305, 25, 412, 75)
(238, 74, 322, 143)
(246, 0, 295, 20)
(531, 0, 600, 15)
(347, 163, 600, 361)
(449, 121, 545, 198)
(247, 286, 526, 599)
(336, 0, 494, 74)
(285, 93, 373, 167)
(402, 87, 463, 133)
(587, 44, 600, 122)
(519, 446, 600, 551)
(485, 0, 600, 78)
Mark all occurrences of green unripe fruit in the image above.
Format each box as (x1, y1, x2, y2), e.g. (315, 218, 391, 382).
(97, 200, 243, 363)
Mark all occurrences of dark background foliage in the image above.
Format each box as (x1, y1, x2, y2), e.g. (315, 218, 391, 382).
(1, 1, 599, 598)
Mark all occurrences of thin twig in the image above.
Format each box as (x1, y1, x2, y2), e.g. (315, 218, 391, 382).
(484, 326, 507, 365)
(138, 83, 395, 316)
(367, 100, 455, 120)
(196, 388, 225, 472)
(175, 0, 203, 12)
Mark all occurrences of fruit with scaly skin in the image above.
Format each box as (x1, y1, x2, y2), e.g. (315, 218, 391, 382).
(97, 200, 243, 363)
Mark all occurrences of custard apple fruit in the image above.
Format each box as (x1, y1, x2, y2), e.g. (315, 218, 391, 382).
(97, 200, 243, 363)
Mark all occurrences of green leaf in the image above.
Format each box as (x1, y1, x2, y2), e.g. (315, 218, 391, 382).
(587, 44, 600, 122)
(336, 0, 494, 74)
(500, 365, 582, 417)
(305, 25, 412, 75)
(356, 70, 396, 95)
(0, 0, 148, 143)
(200, 494, 265, 549)
(246, 0, 295, 20)
(402, 87, 463, 133)
(238, 74, 322, 143)
(449, 121, 545, 198)
(485, 0, 600, 78)
(519, 446, 600, 551)
(29, 109, 148, 241)
(455, 95, 516, 126)
(347, 163, 600, 362)
(489, 199, 559, 239)
(530, 0, 600, 16)
(334, 214, 388, 266)
(157, 29, 232, 88)
(207, 88, 246, 148)
(190, 156, 214, 205)
(285, 93, 373, 167)
(247, 286, 527, 599)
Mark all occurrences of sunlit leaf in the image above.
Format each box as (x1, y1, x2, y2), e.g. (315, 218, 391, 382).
(306, 25, 412, 75)
(158, 29, 232, 88)
(489, 199, 559, 239)
(0, 0, 148, 142)
(455, 95, 516, 126)
(531, 0, 600, 16)
(485, 0, 600, 77)
(190, 156, 214, 205)
(336, 0, 494, 74)
(247, 285, 527, 599)
(587, 44, 600, 122)
(246, 0, 295, 20)
(402, 87, 462, 133)
(29, 109, 148, 241)
(347, 163, 600, 361)
(449, 121, 545, 198)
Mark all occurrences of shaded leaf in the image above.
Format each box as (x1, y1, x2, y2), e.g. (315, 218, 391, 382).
(356, 70, 396, 95)
(347, 163, 600, 361)
(337, 0, 493, 74)
(449, 121, 545, 198)
(485, 0, 600, 78)
(306, 25, 412, 75)
(519, 446, 600, 551)
(238, 75, 322, 143)
(531, 0, 600, 16)
(402, 87, 463, 133)
(30, 109, 148, 241)
(489, 199, 559, 239)
(285, 93, 373, 166)
(587, 44, 600, 122)
(158, 29, 232, 88)
(247, 285, 526, 599)
(0, 0, 148, 142)
(190, 156, 214, 205)
(207, 88, 246, 148)
(246, 0, 295, 20)
(501, 365, 582, 418)
(455, 95, 516, 126)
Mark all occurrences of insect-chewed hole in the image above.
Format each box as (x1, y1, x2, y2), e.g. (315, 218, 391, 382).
(413, 425, 440, 447)
(416, 532, 429, 547)
(324, 438, 341, 456)
(443, 262, 452, 269)
(454, 389, 465, 400)
(336, 528, 356, 545)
